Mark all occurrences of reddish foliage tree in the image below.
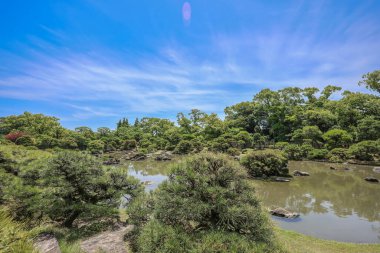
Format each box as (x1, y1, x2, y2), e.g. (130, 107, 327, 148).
(4, 131, 25, 142)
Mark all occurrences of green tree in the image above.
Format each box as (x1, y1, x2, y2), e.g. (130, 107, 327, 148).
(359, 70, 380, 93)
(240, 149, 289, 177)
(348, 141, 380, 161)
(129, 153, 275, 252)
(356, 117, 380, 141)
(87, 140, 105, 154)
(174, 140, 193, 154)
(322, 129, 352, 149)
(42, 151, 141, 227)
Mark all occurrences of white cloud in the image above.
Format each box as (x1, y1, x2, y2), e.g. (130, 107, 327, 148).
(1, 5, 379, 120)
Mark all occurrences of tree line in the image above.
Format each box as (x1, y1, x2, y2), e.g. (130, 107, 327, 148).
(1, 71, 380, 162)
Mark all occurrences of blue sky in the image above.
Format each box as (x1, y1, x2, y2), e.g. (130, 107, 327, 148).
(1, 0, 379, 129)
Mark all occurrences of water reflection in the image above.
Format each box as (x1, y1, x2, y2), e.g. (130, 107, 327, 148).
(122, 160, 380, 243)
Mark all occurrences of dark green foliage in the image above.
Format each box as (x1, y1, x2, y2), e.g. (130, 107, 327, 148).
(359, 70, 380, 93)
(129, 153, 275, 252)
(59, 137, 78, 149)
(41, 151, 141, 227)
(87, 140, 105, 154)
(123, 139, 137, 150)
(37, 135, 59, 149)
(327, 148, 349, 162)
(15, 135, 36, 146)
(174, 140, 193, 154)
(323, 129, 352, 149)
(284, 144, 304, 160)
(356, 117, 380, 141)
(3, 149, 141, 227)
(307, 149, 328, 160)
(348, 141, 380, 161)
(240, 149, 289, 177)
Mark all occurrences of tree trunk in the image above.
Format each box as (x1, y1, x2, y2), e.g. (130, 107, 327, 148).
(63, 210, 81, 227)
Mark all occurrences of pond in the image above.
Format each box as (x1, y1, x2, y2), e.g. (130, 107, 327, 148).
(124, 159, 380, 243)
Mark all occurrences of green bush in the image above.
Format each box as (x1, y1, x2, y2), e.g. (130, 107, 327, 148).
(307, 149, 328, 160)
(37, 135, 59, 149)
(123, 139, 137, 150)
(327, 148, 349, 162)
(4, 151, 142, 227)
(129, 153, 275, 252)
(227, 147, 240, 156)
(87, 140, 105, 154)
(174, 140, 193, 154)
(15, 135, 36, 147)
(284, 144, 304, 160)
(322, 129, 352, 149)
(59, 138, 78, 149)
(240, 149, 289, 177)
(275, 142, 289, 150)
(348, 141, 380, 161)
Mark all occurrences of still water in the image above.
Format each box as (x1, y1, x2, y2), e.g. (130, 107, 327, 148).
(124, 159, 380, 243)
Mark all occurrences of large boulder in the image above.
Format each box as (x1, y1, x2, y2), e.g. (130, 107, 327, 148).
(365, 177, 379, 183)
(270, 208, 299, 219)
(373, 167, 380, 173)
(34, 234, 61, 253)
(154, 151, 173, 161)
(124, 151, 146, 161)
(293, 170, 310, 176)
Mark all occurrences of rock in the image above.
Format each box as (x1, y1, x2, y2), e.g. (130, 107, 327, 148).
(34, 234, 61, 253)
(270, 208, 300, 219)
(373, 167, 380, 173)
(124, 151, 146, 161)
(143, 180, 153, 185)
(274, 177, 290, 182)
(330, 166, 336, 170)
(80, 225, 133, 253)
(154, 151, 173, 161)
(293, 170, 310, 176)
(343, 167, 351, 171)
(364, 177, 379, 183)
(103, 158, 120, 165)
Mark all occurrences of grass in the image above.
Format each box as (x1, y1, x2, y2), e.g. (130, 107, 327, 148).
(276, 228, 380, 253)
(0, 209, 36, 253)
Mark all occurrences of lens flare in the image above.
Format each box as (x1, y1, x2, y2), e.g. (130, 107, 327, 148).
(182, 2, 191, 23)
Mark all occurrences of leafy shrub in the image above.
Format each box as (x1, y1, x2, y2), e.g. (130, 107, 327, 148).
(227, 147, 240, 156)
(327, 148, 349, 162)
(15, 135, 36, 146)
(284, 144, 303, 160)
(275, 142, 289, 150)
(59, 138, 78, 149)
(322, 129, 352, 149)
(123, 139, 137, 150)
(174, 140, 193, 154)
(5, 151, 142, 227)
(240, 149, 289, 177)
(307, 149, 328, 160)
(348, 141, 380, 161)
(87, 140, 105, 154)
(37, 135, 59, 149)
(129, 153, 275, 252)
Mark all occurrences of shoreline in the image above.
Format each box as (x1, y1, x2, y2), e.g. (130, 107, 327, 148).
(276, 227, 380, 253)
